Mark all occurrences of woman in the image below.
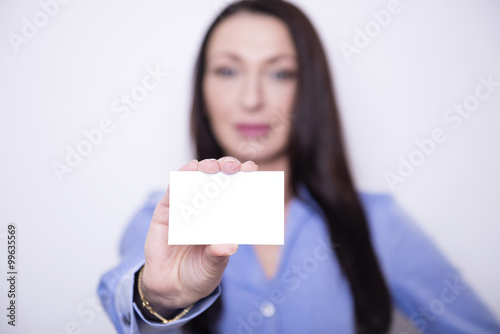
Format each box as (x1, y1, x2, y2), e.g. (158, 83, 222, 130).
(98, 1, 500, 333)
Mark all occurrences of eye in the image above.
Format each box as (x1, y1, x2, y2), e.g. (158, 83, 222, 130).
(214, 67, 237, 77)
(271, 70, 296, 80)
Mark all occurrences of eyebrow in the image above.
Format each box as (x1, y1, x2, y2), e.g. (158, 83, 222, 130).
(207, 52, 297, 64)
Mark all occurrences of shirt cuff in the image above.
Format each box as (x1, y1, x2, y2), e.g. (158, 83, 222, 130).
(126, 262, 221, 333)
(133, 286, 221, 333)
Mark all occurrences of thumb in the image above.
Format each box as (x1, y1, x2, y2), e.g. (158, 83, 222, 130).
(203, 244, 239, 268)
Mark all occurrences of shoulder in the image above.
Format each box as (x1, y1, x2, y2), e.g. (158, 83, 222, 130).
(357, 191, 404, 226)
(118, 190, 164, 258)
(356, 191, 446, 277)
(358, 191, 394, 212)
(142, 190, 164, 210)
(129, 190, 165, 219)
(356, 191, 422, 242)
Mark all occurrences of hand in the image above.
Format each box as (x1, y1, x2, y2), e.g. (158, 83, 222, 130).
(140, 156, 258, 315)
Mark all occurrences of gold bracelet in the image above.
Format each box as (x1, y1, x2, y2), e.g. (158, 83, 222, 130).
(138, 266, 193, 324)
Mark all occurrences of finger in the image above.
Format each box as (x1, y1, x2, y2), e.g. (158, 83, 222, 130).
(204, 244, 239, 264)
(241, 161, 258, 172)
(218, 156, 241, 174)
(180, 159, 199, 171)
(198, 158, 220, 174)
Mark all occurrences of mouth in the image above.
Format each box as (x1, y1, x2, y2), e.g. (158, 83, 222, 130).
(235, 123, 271, 139)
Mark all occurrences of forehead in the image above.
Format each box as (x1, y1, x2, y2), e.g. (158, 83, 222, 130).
(206, 11, 297, 62)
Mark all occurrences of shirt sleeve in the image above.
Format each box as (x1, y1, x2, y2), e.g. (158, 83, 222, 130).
(363, 193, 500, 334)
(97, 191, 221, 334)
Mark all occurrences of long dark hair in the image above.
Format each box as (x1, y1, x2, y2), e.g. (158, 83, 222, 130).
(186, 1, 392, 333)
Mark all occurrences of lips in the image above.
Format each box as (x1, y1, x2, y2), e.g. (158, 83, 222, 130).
(235, 123, 271, 139)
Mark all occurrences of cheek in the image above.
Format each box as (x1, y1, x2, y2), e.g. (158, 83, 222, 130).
(265, 83, 296, 131)
(265, 76, 296, 105)
(203, 77, 221, 116)
(203, 76, 238, 117)
(203, 77, 236, 143)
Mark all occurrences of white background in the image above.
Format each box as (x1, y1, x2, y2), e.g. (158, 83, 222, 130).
(0, 0, 499, 332)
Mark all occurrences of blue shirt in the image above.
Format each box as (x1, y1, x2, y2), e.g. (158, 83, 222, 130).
(98, 189, 500, 333)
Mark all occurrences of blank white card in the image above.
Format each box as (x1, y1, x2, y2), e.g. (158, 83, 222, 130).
(168, 171, 284, 245)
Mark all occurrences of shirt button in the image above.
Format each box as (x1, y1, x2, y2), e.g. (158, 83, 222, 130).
(259, 301, 275, 318)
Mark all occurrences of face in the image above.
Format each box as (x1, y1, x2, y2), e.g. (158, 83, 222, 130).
(203, 12, 298, 164)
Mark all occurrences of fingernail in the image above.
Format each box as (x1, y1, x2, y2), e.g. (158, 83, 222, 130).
(222, 156, 240, 163)
(226, 245, 239, 256)
(226, 161, 240, 173)
(201, 158, 217, 164)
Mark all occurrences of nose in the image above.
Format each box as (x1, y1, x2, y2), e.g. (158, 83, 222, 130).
(240, 72, 263, 112)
